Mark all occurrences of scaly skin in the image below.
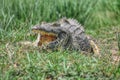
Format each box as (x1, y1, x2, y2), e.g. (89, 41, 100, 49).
(32, 18, 94, 52)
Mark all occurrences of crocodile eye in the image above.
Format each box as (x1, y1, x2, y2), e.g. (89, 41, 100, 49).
(63, 19, 70, 24)
(52, 23, 60, 27)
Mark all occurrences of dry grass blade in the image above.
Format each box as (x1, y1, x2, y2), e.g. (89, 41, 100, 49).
(5, 43, 15, 64)
(117, 32, 120, 51)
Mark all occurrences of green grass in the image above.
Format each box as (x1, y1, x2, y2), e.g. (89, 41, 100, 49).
(0, 0, 120, 79)
(0, 48, 119, 79)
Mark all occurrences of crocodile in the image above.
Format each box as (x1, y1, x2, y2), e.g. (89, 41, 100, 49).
(31, 18, 99, 54)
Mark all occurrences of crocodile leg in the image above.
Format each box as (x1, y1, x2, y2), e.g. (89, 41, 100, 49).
(47, 31, 71, 50)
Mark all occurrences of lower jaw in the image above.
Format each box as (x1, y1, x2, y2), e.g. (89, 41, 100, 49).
(36, 34, 57, 47)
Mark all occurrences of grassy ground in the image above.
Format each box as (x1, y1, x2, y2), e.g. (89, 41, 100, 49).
(0, 0, 120, 79)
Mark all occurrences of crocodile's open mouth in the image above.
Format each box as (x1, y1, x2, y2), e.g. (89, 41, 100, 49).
(32, 29, 57, 46)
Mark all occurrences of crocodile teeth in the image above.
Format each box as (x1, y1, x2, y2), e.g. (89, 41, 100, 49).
(32, 29, 57, 36)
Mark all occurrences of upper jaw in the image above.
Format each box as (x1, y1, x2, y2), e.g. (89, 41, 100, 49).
(31, 25, 57, 36)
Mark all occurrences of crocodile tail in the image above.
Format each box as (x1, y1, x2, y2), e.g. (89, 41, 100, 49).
(89, 39, 100, 55)
(87, 35, 100, 56)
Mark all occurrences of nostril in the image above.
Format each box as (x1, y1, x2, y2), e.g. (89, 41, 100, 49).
(32, 25, 40, 30)
(32, 27, 38, 30)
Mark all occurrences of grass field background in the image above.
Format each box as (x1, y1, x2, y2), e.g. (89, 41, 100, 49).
(0, 0, 120, 79)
